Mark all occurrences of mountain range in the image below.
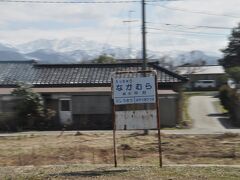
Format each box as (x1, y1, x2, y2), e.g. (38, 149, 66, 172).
(0, 37, 220, 66)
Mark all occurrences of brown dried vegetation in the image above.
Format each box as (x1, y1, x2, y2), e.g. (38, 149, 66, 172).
(0, 132, 239, 166)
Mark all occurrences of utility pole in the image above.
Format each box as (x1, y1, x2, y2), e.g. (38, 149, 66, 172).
(142, 0, 147, 70)
(142, 0, 148, 135)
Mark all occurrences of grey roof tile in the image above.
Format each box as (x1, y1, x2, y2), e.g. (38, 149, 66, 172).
(0, 61, 187, 87)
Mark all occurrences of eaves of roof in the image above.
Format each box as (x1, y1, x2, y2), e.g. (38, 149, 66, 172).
(0, 61, 188, 88)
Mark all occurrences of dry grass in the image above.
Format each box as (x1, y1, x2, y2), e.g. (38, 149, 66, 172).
(0, 165, 240, 180)
(0, 132, 240, 179)
(0, 132, 239, 167)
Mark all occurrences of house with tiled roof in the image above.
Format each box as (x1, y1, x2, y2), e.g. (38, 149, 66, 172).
(176, 65, 226, 90)
(0, 61, 187, 129)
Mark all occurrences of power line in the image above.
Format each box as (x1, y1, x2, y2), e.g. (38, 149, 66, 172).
(147, 22, 233, 30)
(101, 5, 128, 53)
(147, 3, 240, 19)
(148, 27, 229, 36)
(148, 31, 224, 39)
(0, 0, 180, 4)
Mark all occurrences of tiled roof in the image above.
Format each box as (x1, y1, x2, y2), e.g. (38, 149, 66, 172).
(176, 65, 225, 75)
(0, 61, 187, 88)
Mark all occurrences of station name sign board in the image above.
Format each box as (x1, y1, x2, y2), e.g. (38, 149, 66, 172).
(113, 76, 156, 105)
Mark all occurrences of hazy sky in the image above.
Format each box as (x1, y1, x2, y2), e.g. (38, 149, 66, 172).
(0, 0, 239, 55)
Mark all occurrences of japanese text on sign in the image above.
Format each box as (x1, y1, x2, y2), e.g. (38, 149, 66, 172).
(113, 76, 156, 105)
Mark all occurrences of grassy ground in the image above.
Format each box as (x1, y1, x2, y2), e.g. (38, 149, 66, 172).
(0, 132, 239, 179)
(1, 164, 240, 180)
(0, 132, 239, 166)
(212, 100, 228, 114)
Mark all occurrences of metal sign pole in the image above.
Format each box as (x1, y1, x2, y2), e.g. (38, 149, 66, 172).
(113, 103, 117, 167)
(111, 77, 118, 167)
(155, 73, 163, 168)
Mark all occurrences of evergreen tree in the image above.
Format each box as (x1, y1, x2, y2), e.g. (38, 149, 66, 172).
(12, 84, 55, 130)
(219, 23, 240, 68)
(93, 54, 116, 64)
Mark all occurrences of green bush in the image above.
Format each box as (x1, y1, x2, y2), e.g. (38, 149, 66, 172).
(226, 66, 240, 83)
(219, 85, 231, 111)
(217, 74, 229, 86)
(219, 85, 240, 124)
(11, 84, 56, 130)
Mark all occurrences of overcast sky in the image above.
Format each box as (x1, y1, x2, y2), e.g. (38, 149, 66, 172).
(0, 0, 239, 56)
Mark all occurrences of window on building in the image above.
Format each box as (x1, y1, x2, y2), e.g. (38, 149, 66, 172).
(60, 100, 70, 111)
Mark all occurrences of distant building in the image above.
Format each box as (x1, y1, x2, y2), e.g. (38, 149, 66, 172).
(0, 61, 187, 129)
(176, 65, 226, 90)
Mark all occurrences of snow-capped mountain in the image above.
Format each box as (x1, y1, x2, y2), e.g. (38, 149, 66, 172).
(0, 43, 18, 52)
(159, 50, 220, 66)
(0, 50, 27, 61)
(16, 38, 105, 53)
(0, 38, 221, 65)
(0, 43, 27, 60)
(25, 49, 76, 64)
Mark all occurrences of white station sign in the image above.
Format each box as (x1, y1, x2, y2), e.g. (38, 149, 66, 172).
(113, 76, 156, 105)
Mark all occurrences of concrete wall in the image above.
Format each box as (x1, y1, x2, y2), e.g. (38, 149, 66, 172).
(71, 95, 112, 130)
(70, 93, 178, 129)
(159, 95, 177, 127)
(0, 96, 2, 113)
(0, 96, 17, 113)
(0, 91, 179, 129)
(72, 95, 111, 114)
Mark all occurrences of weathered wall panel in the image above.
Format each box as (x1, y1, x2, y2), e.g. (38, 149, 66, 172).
(72, 95, 111, 114)
(0, 96, 2, 113)
(159, 96, 177, 127)
(0, 96, 18, 113)
(115, 110, 157, 130)
(72, 114, 112, 130)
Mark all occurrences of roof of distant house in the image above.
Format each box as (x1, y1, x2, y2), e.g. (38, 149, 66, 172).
(0, 60, 187, 88)
(176, 65, 225, 75)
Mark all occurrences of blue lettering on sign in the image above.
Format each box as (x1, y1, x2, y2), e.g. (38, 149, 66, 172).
(126, 84, 132, 91)
(142, 91, 146, 95)
(134, 96, 155, 104)
(116, 84, 123, 91)
(145, 83, 152, 89)
(135, 84, 142, 90)
(113, 77, 155, 105)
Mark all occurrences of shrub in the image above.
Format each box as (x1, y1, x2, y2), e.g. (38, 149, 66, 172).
(11, 84, 56, 130)
(226, 66, 240, 83)
(219, 85, 240, 124)
(217, 74, 229, 86)
(219, 85, 232, 111)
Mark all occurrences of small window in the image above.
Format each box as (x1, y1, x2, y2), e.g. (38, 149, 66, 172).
(60, 100, 70, 111)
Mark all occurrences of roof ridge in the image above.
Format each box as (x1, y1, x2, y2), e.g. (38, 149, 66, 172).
(178, 65, 222, 67)
(0, 60, 36, 63)
(0, 60, 187, 87)
(34, 61, 158, 68)
(151, 63, 188, 82)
